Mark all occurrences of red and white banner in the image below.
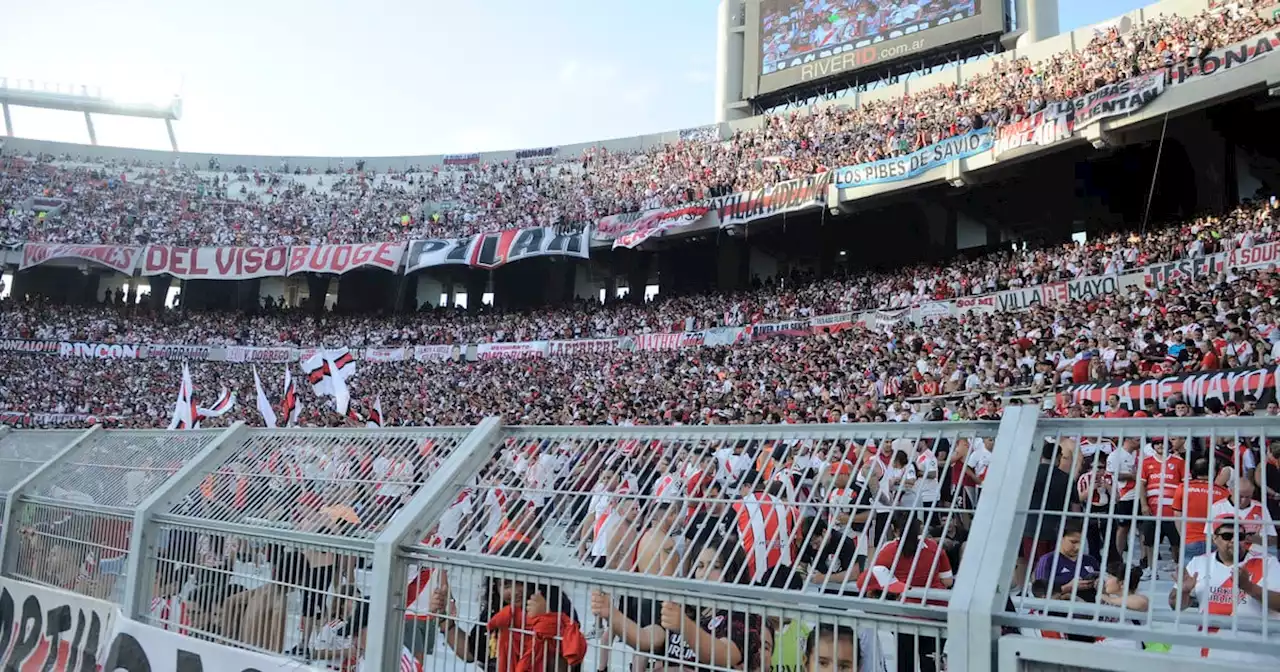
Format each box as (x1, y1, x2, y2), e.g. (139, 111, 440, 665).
(548, 338, 619, 355)
(992, 109, 1075, 158)
(633, 332, 705, 351)
(476, 341, 548, 359)
(810, 312, 856, 333)
(1228, 240, 1280, 270)
(287, 242, 405, 275)
(362, 346, 408, 362)
(58, 341, 142, 359)
(414, 345, 460, 361)
(20, 243, 142, 274)
(953, 295, 997, 316)
(225, 346, 293, 363)
(0, 578, 114, 671)
(600, 205, 712, 249)
(141, 245, 290, 279)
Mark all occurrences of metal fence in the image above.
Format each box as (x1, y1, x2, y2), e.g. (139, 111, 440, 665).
(0, 410, 1276, 671)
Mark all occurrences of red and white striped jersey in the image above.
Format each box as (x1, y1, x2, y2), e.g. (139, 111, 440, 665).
(733, 493, 799, 582)
(1077, 470, 1113, 508)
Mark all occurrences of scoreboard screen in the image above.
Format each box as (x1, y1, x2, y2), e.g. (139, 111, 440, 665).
(757, 1, 1004, 96)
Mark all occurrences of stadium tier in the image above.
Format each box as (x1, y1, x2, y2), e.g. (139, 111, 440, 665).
(2, 1, 1280, 670)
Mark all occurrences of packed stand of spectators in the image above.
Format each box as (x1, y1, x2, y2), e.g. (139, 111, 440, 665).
(3, 198, 1275, 348)
(90, 406, 1280, 669)
(5, 227, 1280, 430)
(1, 3, 1273, 247)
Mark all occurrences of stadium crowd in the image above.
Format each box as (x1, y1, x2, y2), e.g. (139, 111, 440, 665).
(1, 2, 1274, 247)
(4, 4, 1280, 669)
(2, 198, 1272, 348)
(2, 191, 1279, 431)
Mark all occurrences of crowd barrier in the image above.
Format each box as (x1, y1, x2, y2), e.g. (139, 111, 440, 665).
(0, 410, 1275, 670)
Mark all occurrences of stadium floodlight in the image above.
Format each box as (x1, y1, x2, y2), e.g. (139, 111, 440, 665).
(0, 75, 183, 151)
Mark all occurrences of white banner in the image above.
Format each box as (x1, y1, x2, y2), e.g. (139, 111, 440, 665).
(103, 613, 321, 672)
(362, 346, 408, 362)
(0, 578, 114, 671)
(58, 341, 143, 359)
(992, 272, 1143, 312)
(548, 338, 619, 355)
(476, 341, 549, 359)
(414, 344, 461, 361)
(1228, 240, 1280, 270)
(146, 344, 214, 360)
(916, 301, 954, 321)
(225, 346, 294, 363)
(1048, 71, 1165, 127)
(142, 245, 289, 279)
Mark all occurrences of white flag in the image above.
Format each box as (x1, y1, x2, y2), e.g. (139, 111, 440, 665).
(367, 396, 383, 428)
(168, 362, 197, 430)
(327, 352, 351, 415)
(197, 387, 236, 418)
(253, 365, 278, 428)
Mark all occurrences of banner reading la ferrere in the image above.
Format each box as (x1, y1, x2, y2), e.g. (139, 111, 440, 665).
(834, 128, 994, 189)
(711, 173, 832, 226)
(406, 226, 590, 272)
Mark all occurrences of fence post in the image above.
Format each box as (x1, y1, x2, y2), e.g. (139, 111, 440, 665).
(0, 425, 101, 577)
(365, 417, 506, 672)
(120, 422, 248, 618)
(946, 406, 1041, 672)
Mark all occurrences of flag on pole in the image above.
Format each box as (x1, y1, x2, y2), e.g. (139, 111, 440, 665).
(367, 396, 383, 428)
(253, 365, 278, 428)
(168, 362, 197, 430)
(301, 347, 357, 414)
(282, 367, 302, 427)
(327, 352, 352, 415)
(197, 387, 236, 418)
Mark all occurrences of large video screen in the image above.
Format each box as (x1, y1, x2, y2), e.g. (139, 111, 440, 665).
(758, 1, 1003, 96)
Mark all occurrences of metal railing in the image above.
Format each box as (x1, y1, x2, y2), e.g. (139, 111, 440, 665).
(0, 410, 1276, 670)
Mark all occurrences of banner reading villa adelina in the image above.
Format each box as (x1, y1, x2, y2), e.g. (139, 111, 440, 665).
(709, 172, 832, 227)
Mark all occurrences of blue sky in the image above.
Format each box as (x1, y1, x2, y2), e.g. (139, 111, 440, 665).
(1, 0, 1149, 156)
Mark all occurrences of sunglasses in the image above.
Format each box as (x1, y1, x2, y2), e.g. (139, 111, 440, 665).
(1216, 531, 1237, 541)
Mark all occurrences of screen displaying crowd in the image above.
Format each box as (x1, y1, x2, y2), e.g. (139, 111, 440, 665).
(760, 0, 980, 75)
(0, 3, 1272, 248)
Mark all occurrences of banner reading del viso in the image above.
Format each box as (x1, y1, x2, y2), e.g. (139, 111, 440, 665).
(834, 129, 994, 189)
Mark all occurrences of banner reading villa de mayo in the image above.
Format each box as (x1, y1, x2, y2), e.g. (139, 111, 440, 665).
(406, 226, 590, 272)
(834, 128, 994, 189)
